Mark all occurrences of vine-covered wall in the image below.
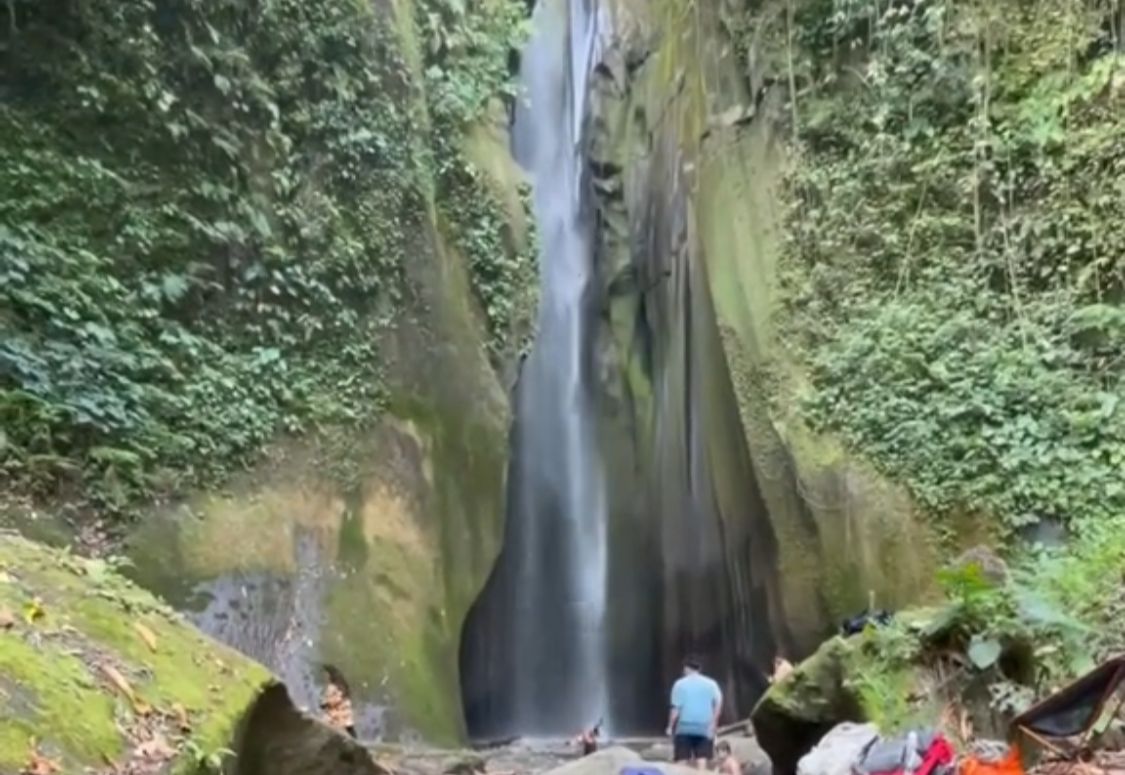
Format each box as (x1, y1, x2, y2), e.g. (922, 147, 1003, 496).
(770, 0, 1125, 536)
(1, 0, 534, 743)
(0, 0, 534, 518)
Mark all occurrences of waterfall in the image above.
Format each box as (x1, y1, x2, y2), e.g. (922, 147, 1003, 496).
(504, 0, 609, 736)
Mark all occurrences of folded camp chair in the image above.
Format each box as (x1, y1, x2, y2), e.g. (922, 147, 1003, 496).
(1010, 656, 1125, 760)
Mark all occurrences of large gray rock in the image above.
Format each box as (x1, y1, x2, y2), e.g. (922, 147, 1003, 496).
(540, 747, 644, 775)
(539, 748, 704, 775)
(638, 741, 673, 762)
(796, 723, 878, 775)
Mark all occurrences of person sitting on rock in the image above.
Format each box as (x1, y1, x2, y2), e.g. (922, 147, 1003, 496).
(769, 656, 793, 683)
(320, 665, 357, 739)
(714, 740, 740, 775)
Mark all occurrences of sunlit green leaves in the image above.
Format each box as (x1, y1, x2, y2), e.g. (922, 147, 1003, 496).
(0, 0, 529, 515)
(774, 0, 1125, 534)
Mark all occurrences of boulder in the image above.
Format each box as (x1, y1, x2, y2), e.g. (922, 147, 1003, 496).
(0, 532, 272, 773)
(796, 723, 878, 775)
(952, 546, 1009, 585)
(639, 740, 673, 761)
(541, 746, 644, 775)
(0, 532, 382, 775)
(751, 637, 866, 775)
(719, 735, 771, 775)
(442, 752, 488, 775)
(235, 684, 390, 775)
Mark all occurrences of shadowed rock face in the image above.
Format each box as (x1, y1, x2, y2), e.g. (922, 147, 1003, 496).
(235, 684, 389, 775)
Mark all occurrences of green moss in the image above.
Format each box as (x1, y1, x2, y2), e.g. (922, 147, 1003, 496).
(65, 596, 269, 754)
(0, 534, 272, 772)
(0, 636, 122, 771)
(122, 398, 506, 744)
(318, 548, 463, 744)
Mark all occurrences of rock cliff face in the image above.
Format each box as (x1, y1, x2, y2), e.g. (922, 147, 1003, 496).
(2, 0, 528, 745)
(581, 0, 946, 722)
(125, 104, 523, 744)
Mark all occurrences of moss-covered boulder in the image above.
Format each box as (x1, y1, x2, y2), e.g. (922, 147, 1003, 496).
(0, 532, 271, 774)
(750, 637, 866, 775)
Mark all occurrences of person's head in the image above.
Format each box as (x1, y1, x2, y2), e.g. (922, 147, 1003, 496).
(682, 655, 702, 675)
(773, 656, 786, 668)
(716, 741, 732, 758)
(323, 664, 350, 694)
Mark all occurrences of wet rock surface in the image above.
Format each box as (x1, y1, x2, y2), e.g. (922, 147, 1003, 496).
(374, 736, 769, 775)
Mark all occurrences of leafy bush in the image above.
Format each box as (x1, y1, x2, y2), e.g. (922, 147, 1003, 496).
(851, 518, 1125, 722)
(0, 0, 529, 515)
(770, 0, 1125, 532)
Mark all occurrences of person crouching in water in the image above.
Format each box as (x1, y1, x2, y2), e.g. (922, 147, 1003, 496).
(320, 665, 357, 738)
(714, 740, 740, 775)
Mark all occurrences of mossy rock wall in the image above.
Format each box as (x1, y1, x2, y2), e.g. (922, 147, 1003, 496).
(123, 165, 517, 741)
(0, 532, 272, 774)
(2, 0, 523, 745)
(585, 0, 954, 703)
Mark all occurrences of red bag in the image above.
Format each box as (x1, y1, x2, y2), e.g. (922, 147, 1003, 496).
(915, 735, 955, 775)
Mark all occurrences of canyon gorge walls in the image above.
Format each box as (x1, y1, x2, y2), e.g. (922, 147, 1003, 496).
(580, 0, 947, 722)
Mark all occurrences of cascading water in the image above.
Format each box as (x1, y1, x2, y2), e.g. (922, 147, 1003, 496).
(460, 0, 610, 738)
(509, 0, 607, 734)
(460, 0, 792, 740)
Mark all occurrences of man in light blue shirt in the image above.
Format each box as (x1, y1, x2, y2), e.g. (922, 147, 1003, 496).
(666, 656, 723, 769)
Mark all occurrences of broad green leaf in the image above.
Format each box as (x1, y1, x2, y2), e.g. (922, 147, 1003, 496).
(968, 636, 1002, 670)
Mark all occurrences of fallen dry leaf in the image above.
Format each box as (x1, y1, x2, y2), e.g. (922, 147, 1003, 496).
(134, 622, 158, 652)
(171, 703, 191, 733)
(101, 663, 136, 703)
(21, 740, 61, 775)
(0, 607, 15, 629)
(23, 598, 44, 624)
(135, 733, 176, 761)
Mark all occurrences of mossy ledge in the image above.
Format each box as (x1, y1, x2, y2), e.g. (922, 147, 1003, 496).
(0, 532, 380, 775)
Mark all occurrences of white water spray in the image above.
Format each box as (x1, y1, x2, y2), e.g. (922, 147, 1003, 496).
(508, 0, 610, 735)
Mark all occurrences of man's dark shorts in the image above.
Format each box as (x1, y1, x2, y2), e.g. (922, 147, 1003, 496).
(673, 734, 714, 762)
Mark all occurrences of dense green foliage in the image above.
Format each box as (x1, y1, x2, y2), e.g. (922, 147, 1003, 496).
(848, 517, 1125, 728)
(770, 0, 1125, 532)
(0, 0, 530, 514)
